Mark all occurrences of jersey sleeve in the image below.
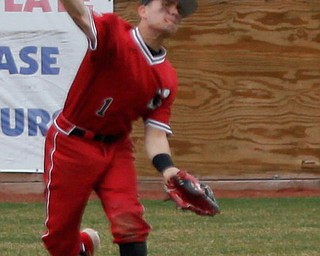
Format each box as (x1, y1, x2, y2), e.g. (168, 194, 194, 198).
(144, 74, 178, 135)
(87, 12, 129, 57)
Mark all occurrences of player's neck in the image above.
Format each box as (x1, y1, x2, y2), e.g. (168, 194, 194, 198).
(137, 24, 165, 52)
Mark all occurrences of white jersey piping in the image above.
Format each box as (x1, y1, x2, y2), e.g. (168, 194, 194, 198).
(131, 27, 167, 65)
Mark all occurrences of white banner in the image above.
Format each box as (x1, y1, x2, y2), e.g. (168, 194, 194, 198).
(0, 0, 113, 172)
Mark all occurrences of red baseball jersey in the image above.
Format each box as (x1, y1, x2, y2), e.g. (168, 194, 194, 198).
(62, 12, 178, 136)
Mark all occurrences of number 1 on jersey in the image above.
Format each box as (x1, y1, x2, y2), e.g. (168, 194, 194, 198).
(96, 98, 113, 117)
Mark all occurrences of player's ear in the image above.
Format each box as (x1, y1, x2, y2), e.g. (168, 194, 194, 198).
(138, 4, 148, 19)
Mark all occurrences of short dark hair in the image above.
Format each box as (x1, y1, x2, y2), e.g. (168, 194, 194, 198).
(140, 0, 198, 18)
(140, 0, 152, 5)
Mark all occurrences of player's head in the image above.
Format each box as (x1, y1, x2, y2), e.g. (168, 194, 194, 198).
(140, 0, 198, 18)
(138, 0, 197, 38)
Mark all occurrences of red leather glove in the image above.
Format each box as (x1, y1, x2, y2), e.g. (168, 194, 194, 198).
(165, 170, 220, 216)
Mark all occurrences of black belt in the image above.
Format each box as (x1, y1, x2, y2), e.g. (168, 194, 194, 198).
(70, 127, 122, 144)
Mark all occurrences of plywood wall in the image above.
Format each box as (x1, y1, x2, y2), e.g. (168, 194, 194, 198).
(116, 0, 320, 178)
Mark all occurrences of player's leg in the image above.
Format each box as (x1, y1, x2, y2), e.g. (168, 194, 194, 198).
(42, 126, 104, 255)
(119, 242, 148, 256)
(95, 137, 151, 256)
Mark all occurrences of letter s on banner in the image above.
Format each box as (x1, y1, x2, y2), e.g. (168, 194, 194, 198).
(0, 46, 60, 75)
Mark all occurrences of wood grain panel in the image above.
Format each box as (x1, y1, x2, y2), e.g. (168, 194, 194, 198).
(116, 0, 320, 178)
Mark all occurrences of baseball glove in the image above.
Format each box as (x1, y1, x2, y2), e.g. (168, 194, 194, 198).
(165, 170, 220, 216)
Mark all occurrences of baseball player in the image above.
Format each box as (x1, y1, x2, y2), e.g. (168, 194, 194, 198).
(42, 0, 198, 255)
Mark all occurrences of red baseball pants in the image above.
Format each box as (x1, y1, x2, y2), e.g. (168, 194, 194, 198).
(42, 122, 151, 256)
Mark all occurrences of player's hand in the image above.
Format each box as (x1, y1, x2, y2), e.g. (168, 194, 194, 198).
(162, 167, 180, 184)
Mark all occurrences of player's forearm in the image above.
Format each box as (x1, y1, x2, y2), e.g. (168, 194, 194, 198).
(144, 125, 180, 180)
(144, 125, 172, 160)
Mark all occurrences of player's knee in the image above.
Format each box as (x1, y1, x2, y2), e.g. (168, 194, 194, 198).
(119, 241, 147, 256)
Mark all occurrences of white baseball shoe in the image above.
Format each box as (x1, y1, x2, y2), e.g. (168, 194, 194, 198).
(80, 228, 101, 256)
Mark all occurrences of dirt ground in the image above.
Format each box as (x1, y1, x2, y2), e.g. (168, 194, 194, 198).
(1, 172, 320, 203)
(1, 187, 320, 203)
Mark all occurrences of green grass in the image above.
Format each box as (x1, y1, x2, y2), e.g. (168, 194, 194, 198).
(0, 197, 319, 255)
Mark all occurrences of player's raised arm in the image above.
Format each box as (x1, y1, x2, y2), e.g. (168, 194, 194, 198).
(59, 0, 96, 47)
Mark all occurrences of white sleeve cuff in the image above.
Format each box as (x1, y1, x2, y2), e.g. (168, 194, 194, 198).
(145, 119, 173, 135)
(87, 8, 97, 50)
